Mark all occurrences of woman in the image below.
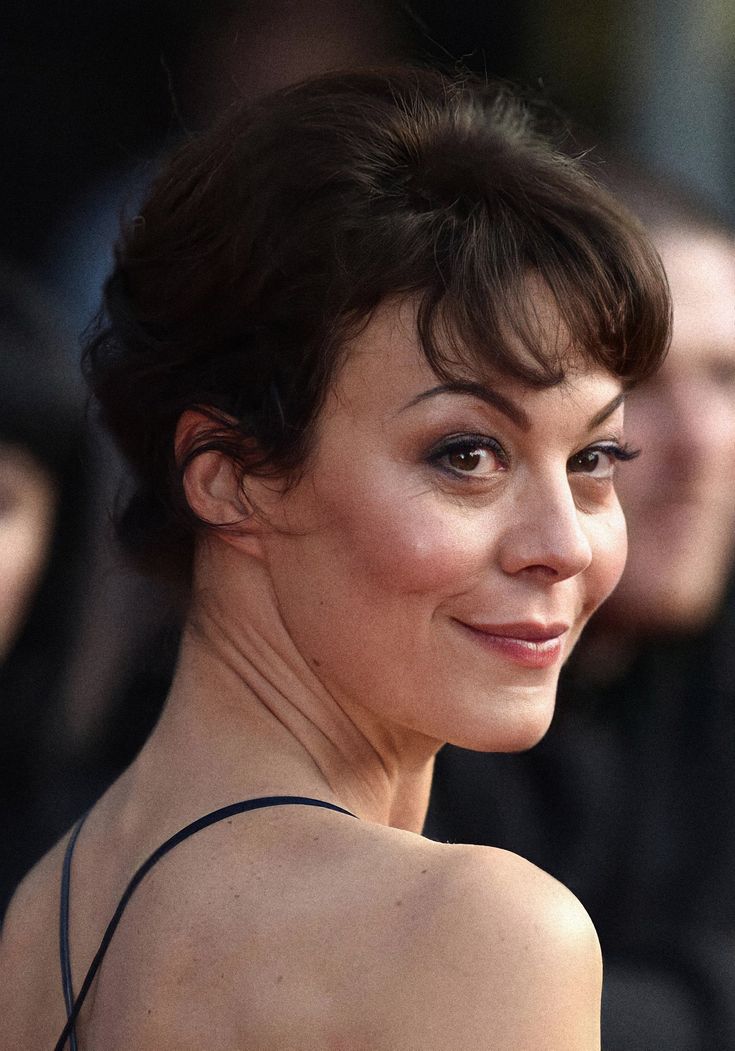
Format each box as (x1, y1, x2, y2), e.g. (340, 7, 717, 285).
(1, 68, 670, 1049)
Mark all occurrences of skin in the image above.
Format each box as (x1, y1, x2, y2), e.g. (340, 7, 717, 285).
(0, 296, 629, 1049)
(0, 444, 57, 662)
(604, 229, 735, 634)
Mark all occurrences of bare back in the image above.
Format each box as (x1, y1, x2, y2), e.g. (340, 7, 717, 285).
(1, 788, 601, 1050)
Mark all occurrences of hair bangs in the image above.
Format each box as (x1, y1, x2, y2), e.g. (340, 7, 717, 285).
(410, 175, 671, 389)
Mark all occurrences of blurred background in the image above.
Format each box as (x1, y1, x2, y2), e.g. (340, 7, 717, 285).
(2, 3, 735, 1049)
(4, 0, 734, 278)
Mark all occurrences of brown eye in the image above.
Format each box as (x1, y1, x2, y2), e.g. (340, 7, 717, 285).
(448, 449, 482, 472)
(567, 442, 639, 479)
(569, 449, 603, 475)
(429, 435, 507, 479)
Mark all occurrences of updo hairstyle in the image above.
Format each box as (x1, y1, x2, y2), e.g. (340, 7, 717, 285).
(84, 67, 671, 582)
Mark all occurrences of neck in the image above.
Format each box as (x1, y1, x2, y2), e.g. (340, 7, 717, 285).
(146, 555, 440, 833)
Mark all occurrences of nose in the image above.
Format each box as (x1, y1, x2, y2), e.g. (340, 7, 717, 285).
(498, 473, 593, 581)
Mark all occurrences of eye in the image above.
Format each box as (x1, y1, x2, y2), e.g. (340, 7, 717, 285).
(568, 442, 639, 480)
(429, 434, 508, 479)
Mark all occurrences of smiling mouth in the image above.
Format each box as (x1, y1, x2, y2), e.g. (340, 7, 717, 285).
(453, 620, 569, 669)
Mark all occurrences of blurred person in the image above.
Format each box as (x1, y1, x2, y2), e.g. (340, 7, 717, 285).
(606, 214, 735, 634)
(1, 68, 670, 1049)
(0, 260, 180, 914)
(427, 176, 735, 1051)
(0, 442, 56, 664)
(0, 260, 89, 911)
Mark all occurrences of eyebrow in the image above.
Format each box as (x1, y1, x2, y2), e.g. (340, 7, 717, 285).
(587, 391, 626, 427)
(401, 383, 626, 431)
(401, 382, 532, 430)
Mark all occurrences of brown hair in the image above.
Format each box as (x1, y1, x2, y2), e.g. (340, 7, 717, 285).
(85, 66, 671, 580)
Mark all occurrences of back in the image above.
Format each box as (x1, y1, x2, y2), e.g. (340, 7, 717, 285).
(1, 793, 601, 1050)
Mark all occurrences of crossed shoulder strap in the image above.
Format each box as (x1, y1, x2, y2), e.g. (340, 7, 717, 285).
(55, 795, 356, 1051)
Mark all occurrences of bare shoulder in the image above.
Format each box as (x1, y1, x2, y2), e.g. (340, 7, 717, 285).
(10, 807, 599, 1050)
(347, 831, 603, 1051)
(192, 820, 601, 1050)
(424, 838, 601, 958)
(166, 815, 602, 1049)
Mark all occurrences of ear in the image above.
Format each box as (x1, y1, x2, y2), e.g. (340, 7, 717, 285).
(175, 409, 267, 557)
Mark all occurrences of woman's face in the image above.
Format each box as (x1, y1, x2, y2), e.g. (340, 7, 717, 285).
(0, 444, 57, 662)
(260, 299, 629, 752)
(605, 230, 735, 633)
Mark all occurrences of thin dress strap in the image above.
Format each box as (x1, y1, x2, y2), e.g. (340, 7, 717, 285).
(53, 795, 356, 1051)
(58, 812, 89, 1051)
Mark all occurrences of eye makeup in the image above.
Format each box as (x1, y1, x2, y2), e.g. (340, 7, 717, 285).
(426, 433, 509, 480)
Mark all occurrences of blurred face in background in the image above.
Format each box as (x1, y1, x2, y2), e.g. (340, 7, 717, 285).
(606, 228, 735, 633)
(0, 444, 57, 661)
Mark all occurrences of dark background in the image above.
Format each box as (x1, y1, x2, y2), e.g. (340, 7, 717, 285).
(3, 0, 733, 278)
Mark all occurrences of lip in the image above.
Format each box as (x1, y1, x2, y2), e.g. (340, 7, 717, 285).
(453, 619, 569, 669)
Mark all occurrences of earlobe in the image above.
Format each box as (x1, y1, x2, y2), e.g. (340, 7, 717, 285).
(175, 409, 265, 555)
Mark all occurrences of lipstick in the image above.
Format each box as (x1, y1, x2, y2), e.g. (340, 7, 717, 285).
(454, 620, 568, 669)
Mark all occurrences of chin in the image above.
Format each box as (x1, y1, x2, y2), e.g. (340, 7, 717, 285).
(445, 688, 557, 754)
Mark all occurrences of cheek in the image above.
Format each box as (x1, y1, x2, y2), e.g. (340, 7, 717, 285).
(327, 485, 488, 597)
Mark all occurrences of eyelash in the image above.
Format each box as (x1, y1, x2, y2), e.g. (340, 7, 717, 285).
(427, 434, 508, 477)
(428, 434, 640, 480)
(567, 441, 640, 476)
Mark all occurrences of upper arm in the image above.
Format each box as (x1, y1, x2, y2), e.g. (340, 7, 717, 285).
(382, 846, 602, 1051)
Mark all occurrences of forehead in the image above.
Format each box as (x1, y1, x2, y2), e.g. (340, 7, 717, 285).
(328, 297, 622, 421)
(655, 230, 735, 366)
(342, 285, 583, 382)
